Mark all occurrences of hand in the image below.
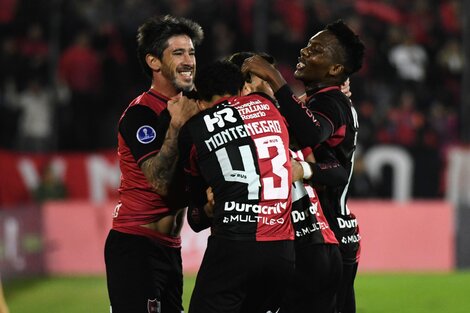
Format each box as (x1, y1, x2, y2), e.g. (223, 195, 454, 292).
(241, 55, 287, 92)
(341, 78, 352, 98)
(204, 187, 215, 218)
(291, 159, 304, 182)
(167, 94, 200, 128)
(304, 151, 316, 163)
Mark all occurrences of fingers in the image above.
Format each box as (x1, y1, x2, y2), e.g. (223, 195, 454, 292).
(241, 55, 264, 74)
(205, 187, 215, 217)
(206, 187, 214, 205)
(341, 78, 352, 98)
(172, 92, 183, 100)
(168, 96, 200, 127)
(167, 92, 183, 107)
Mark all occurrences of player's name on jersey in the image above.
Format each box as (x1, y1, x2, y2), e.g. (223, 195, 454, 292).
(204, 120, 282, 152)
(224, 200, 288, 214)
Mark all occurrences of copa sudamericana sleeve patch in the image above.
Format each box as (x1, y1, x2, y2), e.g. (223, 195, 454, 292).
(119, 105, 170, 164)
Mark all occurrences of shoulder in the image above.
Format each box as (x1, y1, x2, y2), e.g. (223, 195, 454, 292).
(309, 90, 349, 114)
(120, 104, 158, 127)
(245, 92, 277, 105)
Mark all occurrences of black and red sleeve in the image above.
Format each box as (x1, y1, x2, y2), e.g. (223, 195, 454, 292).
(119, 105, 170, 166)
(274, 85, 333, 148)
(309, 144, 348, 187)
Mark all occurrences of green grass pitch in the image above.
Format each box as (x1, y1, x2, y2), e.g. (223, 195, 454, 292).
(3, 272, 470, 313)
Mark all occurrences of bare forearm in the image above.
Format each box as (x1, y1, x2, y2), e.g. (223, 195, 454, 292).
(141, 124, 180, 196)
(265, 70, 287, 93)
(241, 55, 287, 92)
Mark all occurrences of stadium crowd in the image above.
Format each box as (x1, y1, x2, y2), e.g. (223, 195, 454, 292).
(0, 0, 463, 198)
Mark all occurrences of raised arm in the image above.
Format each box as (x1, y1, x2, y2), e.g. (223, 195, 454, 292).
(241, 55, 287, 92)
(140, 95, 199, 196)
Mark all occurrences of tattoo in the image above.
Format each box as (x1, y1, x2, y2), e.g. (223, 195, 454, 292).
(140, 124, 180, 196)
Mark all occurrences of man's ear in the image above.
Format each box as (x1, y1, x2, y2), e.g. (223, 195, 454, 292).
(329, 64, 344, 77)
(146, 54, 162, 72)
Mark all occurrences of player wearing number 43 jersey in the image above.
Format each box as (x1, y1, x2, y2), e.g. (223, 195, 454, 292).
(178, 60, 294, 313)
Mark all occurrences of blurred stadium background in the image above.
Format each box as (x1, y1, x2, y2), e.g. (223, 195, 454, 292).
(1, 0, 470, 312)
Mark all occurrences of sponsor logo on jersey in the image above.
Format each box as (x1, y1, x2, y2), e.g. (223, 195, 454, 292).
(136, 125, 156, 144)
(224, 201, 287, 214)
(237, 100, 271, 120)
(295, 221, 330, 237)
(337, 217, 358, 229)
(222, 201, 288, 225)
(204, 107, 237, 132)
(223, 215, 285, 225)
(341, 233, 361, 244)
(291, 202, 319, 223)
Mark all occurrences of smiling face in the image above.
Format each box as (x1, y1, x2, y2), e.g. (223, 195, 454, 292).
(294, 30, 344, 88)
(159, 35, 196, 92)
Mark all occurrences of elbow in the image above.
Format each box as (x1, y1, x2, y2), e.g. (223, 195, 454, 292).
(187, 206, 211, 232)
(188, 221, 207, 233)
(325, 171, 349, 187)
(153, 184, 169, 197)
(335, 173, 349, 186)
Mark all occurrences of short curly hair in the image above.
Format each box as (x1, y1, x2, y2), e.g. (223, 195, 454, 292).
(326, 19, 365, 77)
(136, 15, 204, 78)
(195, 60, 245, 102)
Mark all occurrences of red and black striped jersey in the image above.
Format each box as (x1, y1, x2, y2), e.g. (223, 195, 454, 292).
(112, 89, 187, 248)
(180, 93, 294, 242)
(290, 149, 338, 248)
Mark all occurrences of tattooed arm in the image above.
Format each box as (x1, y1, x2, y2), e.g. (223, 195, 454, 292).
(140, 95, 199, 196)
(140, 123, 181, 196)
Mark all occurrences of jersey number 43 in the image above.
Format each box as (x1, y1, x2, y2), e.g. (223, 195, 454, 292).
(215, 135, 289, 201)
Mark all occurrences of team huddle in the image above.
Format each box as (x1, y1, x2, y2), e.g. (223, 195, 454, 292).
(104, 15, 365, 313)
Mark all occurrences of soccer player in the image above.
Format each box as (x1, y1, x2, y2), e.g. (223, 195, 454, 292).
(104, 15, 203, 313)
(231, 51, 347, 313)
(178, 60, 295, 313)
(242, 20, 365, 313)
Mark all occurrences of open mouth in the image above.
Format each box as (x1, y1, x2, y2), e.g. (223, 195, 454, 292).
(296, 57, 306, 70)
(179, 71, 192, 77)
(178, 71, 193, 81)
(177, 66, 194, 81)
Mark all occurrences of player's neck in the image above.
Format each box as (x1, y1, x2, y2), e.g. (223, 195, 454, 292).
(305, 82, 339, 96)
(199, 94, 232, 110)
(150, 79, 180, 99)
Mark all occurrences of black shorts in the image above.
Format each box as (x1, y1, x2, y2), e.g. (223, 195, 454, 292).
(337, 261, 358, 313)
(189, 236, 295, 313)
(281, 244, 342, 313)
(104, 229, 183, 313)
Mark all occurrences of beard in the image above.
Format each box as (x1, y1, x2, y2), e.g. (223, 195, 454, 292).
(161, 64, 194, 92)
(172, 77, 193, 92)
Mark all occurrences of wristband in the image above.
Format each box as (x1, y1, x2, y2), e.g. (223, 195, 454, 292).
(299, 161, 313, 180)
